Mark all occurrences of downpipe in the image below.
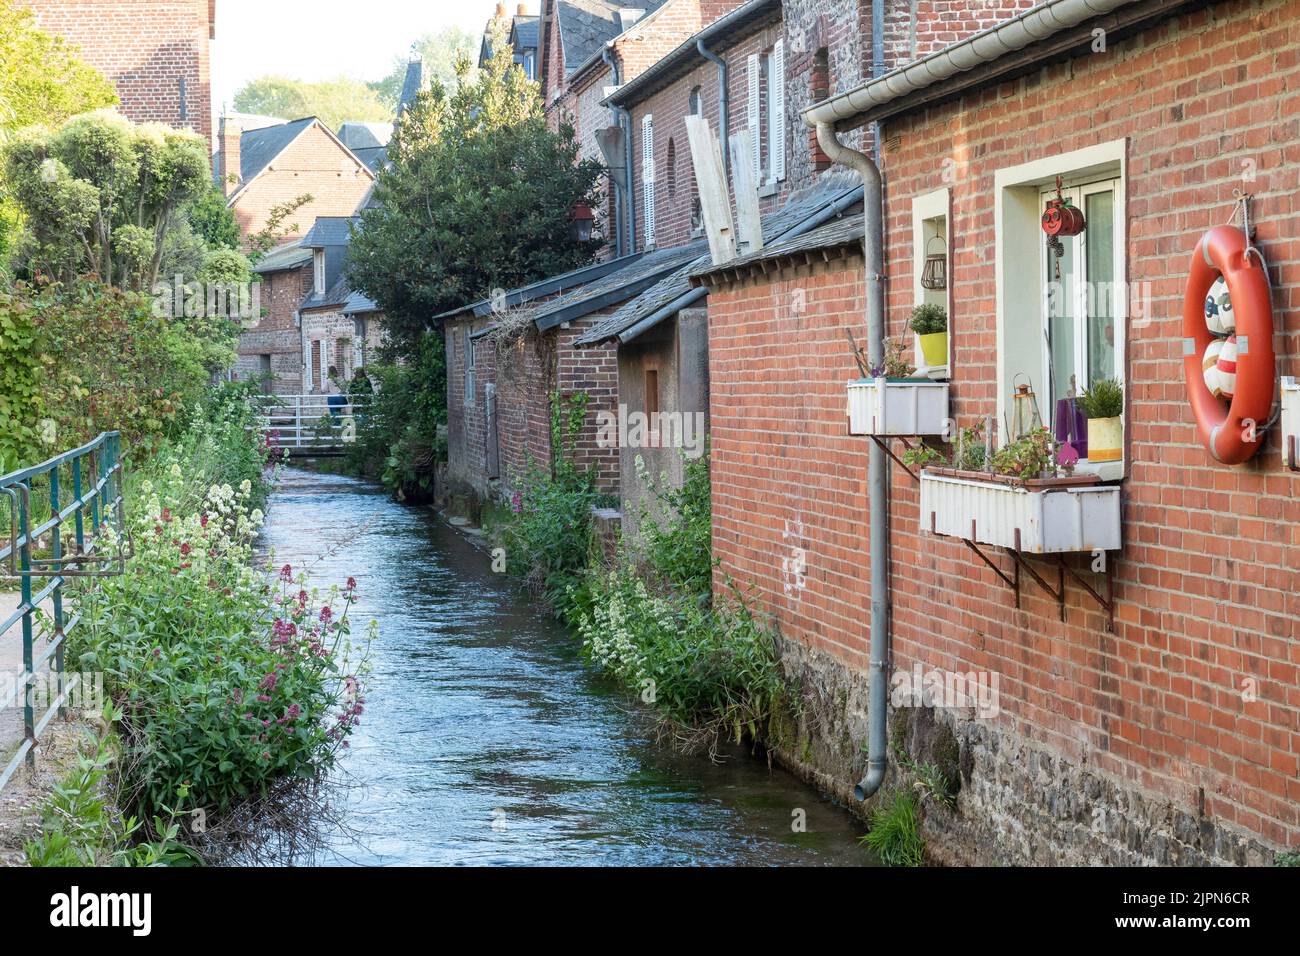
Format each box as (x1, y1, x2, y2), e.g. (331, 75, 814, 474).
(696, 38, 729, 178)
(602, 47, 634, 257)
(814, 120, 889, 801)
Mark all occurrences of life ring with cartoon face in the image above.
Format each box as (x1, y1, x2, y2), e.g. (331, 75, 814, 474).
(1182, 225, 1274, 464)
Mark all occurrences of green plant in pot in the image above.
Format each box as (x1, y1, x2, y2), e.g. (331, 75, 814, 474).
(910, 303, 948, 368)
(1076, 377, 1124, 463)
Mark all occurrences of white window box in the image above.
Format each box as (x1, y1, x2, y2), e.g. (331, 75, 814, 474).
(846, 378, 950, 437)
(1283, 376, 1300, 469)
(920, 470, 1121, 554)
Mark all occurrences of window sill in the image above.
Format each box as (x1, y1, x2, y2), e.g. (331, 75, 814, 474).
(758, 181, 780, 199)
(1074, 458, 1125, 482)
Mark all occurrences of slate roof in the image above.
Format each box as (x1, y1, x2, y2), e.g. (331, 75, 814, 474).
(338, 122, 392, 150)
(690, 214, 865, 280)
(557, 0, 668, 74)
(251, 239, 311, 275)
(396, 59, 424, 118)
(301, 273, 353, 312)
(512, 15, 540, 50)
(300, 216, 355, 248)
(433, 253, 645, 323)
(576, 173, 863, 345)
(343, 290, 379, 314)
(238, 116, 315, 183)
(530, 238, 710, 331)
(352, 146, 388, 172)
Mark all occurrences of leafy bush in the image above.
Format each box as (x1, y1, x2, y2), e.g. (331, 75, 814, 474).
(990, 427, 1055, 480)
(860, 791, 926, 866)
(634, 451, 714, 597)
(575, 567, 784, 751)
(1077, 376, 1124, 420)
(908, 303, 947, 335)
(0, 285, 44, 472)
(70, 397, 371, 828)
(24, 714, 199, 867)
(500, 392, 603, 617)
(3, 279, 231, 460)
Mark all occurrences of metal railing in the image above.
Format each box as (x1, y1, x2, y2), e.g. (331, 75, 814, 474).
(255, 394, 371, 457)
(0, 431, 130, 792)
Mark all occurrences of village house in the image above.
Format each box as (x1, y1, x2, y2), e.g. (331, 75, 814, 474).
(17, 0, 217, 146)
(481, 3, 540, 80)
(240, 239, 313, 392)
(297, 217, 385, 392)
(690, 0, 1300, 865)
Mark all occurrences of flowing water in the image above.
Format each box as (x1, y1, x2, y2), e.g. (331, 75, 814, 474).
(258, 468, 870, 866)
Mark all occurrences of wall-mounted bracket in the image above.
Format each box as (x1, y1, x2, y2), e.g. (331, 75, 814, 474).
(871, 435, 921, 483)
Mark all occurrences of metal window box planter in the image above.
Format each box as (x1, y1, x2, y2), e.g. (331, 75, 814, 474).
(920, 470, 1121, 554)
(846, 377, 950, 437)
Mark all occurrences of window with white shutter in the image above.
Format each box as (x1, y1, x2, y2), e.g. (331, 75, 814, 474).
(769, 39, 786, 183)
(747, 54, 761, 183)
(642, 113, 656, 247)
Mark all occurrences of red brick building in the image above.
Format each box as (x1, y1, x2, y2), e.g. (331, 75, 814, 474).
(17, 0, 216, 145)
(693, 0, 1300, 864)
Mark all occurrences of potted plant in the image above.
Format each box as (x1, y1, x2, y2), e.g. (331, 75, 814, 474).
(912, 422, 1122, 554)
(910, 303, 948, 368)
(1076, 378, 1124, 463)
(846, 338, 950, 436)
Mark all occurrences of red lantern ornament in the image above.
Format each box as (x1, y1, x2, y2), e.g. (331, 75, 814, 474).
(1042, 176, 1086, 279)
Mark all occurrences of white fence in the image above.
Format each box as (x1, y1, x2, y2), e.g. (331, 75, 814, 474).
(255, 394, 370, 457)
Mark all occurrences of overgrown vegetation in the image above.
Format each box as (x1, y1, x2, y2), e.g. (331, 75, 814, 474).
(24, 713, 200, 867)
(859, 791, 926, 867)
(65, 388, 372, 853)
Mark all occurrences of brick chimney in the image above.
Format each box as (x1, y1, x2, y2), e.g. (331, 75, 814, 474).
(219, 117, 242, 196)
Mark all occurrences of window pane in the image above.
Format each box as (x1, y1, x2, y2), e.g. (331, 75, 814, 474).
(1085, 190, 1116, 386)
(1046, 225, 1076, 410)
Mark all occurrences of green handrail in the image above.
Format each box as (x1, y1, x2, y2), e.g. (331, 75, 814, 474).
(0, 431, 127, 792)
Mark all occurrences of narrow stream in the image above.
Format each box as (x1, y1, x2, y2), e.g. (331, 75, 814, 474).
(258, 468, 870, 866)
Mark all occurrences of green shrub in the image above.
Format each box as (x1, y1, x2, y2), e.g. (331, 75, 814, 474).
(1276, 851, 1300, 867)
(909, 302, 947, 335)
(499, 391, 604, 618)
(634, 450, 714, 597)
(24, 714, 199, 867)
(860, 791, 926, 866)
(1077, 377, 1124, 419)
(70, 397, 372, 827)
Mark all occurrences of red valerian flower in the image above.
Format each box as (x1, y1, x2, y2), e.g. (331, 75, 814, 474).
(319, 605, 332, 624)
(280, 563, 293, 582)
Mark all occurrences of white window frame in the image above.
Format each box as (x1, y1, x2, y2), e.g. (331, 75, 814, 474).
(313, 249, 325, 295)
(994, 139, 1128, 479)
(911, 187, 950, 379)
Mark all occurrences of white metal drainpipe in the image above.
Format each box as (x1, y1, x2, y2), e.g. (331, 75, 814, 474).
(804, 1, 890, 801)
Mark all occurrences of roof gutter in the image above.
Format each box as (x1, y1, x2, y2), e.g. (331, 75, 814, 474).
(803, 0, 1140, 129)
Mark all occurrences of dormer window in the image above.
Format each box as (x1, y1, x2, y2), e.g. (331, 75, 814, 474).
(313, 249, 325, 295)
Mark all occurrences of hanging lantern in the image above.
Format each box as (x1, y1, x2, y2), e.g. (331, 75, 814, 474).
(1010, 376, 1044, 439)
(920, 235, 947, 291)
(568, 201, 595, 243)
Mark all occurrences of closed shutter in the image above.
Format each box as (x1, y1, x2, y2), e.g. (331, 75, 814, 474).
(747, 54, 761, 182)
(642, 113, 656, 246)
(770, 40, 786, 182)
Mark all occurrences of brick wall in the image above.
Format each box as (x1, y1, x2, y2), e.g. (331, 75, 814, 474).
(227, 123, 374, 246)
(18, 0, 214, 145)
(707, 0, 1300, 860)
(628, 20, 786, 251)
(235, 261, 311, 393)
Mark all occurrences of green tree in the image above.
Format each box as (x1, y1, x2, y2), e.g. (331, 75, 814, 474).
(3, 110, 213, 289)
(233, 75, 392, 131)
(187, 186, 241, 251)
(0, 0, 118, 273)
(348, 50, 604, 347)
(371, 27, 479, 107)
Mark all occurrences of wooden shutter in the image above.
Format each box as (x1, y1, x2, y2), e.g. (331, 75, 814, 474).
(770, 40, 786, 182)
(642, 113, 656, 246)
(747, 54, 761, 182)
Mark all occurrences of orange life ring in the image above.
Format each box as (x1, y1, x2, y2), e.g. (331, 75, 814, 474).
(1182, 225, 1274, 464)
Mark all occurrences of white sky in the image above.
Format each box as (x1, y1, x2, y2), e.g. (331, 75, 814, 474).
(211, 0, 505, 113)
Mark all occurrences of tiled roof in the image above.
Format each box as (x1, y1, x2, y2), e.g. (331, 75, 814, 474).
(238, 117, 315, 183)
(576, 173, 863, 345)
(342, 290, 379, 314)
(301, 273, 353, 312)
(338, 122, 392, 150)
(530, 239, 710, 331)
(301, 217, 355, 248)
(251, 239, 311, 274)
(351, 145, 388, 172)
(557, 0, 669, 74)
(690, 213, 865, 280)
(432, 253, 645, 322)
